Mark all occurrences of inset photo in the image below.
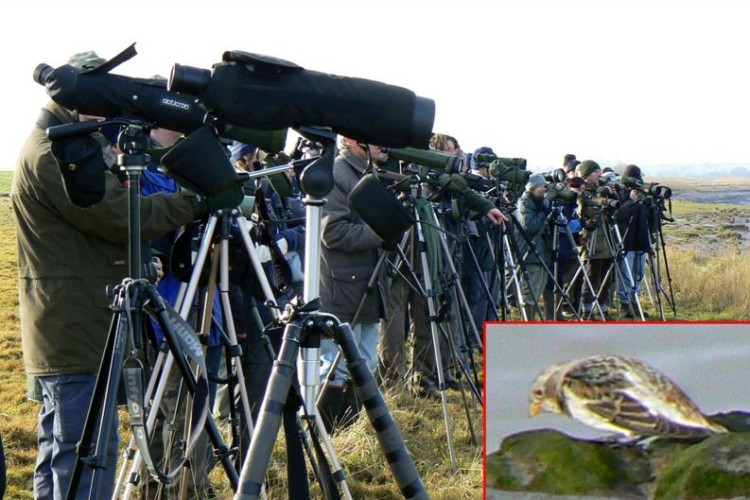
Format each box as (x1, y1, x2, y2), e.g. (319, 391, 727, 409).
(485, 322, 750, 499)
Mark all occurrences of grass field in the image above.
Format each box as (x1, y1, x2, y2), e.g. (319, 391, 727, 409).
(0, 170, 748, 498)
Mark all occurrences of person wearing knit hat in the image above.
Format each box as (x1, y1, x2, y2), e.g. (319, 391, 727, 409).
(577, 159, 614, 320)
(517, 172, 551, 320)
(525, 172, 547, 192)
(578, 160, 601, 181)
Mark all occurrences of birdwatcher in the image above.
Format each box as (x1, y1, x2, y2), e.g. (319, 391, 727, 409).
(11, 50, 241, 499)
(516, 173, 552, 320)
(614, 164, 653, 319)
(577, 160, 615, 320)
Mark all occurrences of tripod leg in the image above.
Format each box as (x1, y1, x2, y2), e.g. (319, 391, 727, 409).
(66, 309, 125, 500)
(332, 321, 429, 500)
(646, 250, 667, 321)
(236, 322, 304, 498)
(504, 225, 545, 321)
(502, 235, 526, 320)
(413, 205, 458, 472)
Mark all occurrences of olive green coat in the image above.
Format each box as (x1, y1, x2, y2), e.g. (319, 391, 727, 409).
(11, 101, 203, 377)
(578, 182, 615, 261)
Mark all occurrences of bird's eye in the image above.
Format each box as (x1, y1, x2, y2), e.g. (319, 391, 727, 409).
(532, 389, 543, 397)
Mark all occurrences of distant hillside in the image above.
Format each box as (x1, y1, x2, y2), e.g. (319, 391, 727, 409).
(641, 163, 750, 179)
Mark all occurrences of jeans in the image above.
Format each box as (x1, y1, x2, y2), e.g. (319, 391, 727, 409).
(617, 251, 647, 302)
(320, 322, 380, 386)
(35, 373, 119, 500)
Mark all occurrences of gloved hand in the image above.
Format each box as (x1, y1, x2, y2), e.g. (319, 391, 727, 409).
(200, 186, 244, 215)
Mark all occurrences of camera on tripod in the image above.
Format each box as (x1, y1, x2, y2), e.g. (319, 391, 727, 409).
(543, 168, 567, 184)
(169, 50, 435, 150)
(581, 191, 620, 211)
(545, 183, 577, 202)
(472, 153, 530, 204)
(382, 146, 464, 173)
(34, 45, 288, 154)
(622, 176, 672, 199)
(383, 147, 498, 194)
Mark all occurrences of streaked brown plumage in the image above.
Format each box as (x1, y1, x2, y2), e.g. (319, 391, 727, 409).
(529, 355, 727, 438)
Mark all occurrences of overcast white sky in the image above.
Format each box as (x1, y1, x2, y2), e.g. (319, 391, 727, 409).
(2, 0, 749, 172)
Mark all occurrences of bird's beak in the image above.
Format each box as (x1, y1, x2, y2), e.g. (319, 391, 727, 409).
(529, 402, 541, 417)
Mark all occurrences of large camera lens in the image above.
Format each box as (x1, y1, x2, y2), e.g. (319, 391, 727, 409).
(169, 64, 212, 95)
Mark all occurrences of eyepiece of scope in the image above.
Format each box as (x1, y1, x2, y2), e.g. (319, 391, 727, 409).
(169, 64, 212, 96)
(33, 63, 54, 85)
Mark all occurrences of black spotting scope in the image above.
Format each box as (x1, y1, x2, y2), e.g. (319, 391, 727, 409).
(169, 50, 435, 149)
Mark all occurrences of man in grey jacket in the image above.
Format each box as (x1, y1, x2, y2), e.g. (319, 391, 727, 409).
(317, 137, 388, 431)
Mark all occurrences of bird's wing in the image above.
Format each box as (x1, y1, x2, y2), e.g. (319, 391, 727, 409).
(562, 362, 658, 434)
(564, 356, 721, 437)
(619, 358, 724, 435)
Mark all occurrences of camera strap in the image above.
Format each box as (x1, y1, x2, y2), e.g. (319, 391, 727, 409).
(122, 284, 211, 485)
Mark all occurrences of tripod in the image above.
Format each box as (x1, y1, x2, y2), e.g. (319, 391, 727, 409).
(646, 196, 677, 319)
(607, 220, 647, 321)
(547, 203, 589, 321)
(501, 202, 583, 321)
(115, 205, 286, 499)
(234, 129, 428, 499)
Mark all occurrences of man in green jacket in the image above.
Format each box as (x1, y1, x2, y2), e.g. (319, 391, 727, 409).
(11, 51, 236, 499)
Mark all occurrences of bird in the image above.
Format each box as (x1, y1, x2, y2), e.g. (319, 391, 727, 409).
(529, 354, 727, 438)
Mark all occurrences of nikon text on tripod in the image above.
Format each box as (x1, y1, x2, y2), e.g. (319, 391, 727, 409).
(169, 50, 435, 149)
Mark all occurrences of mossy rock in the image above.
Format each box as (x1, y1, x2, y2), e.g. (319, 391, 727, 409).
(654, 432, 750, 499)
(487, 429, 650, 496)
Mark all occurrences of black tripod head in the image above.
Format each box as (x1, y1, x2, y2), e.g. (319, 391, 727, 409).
(296, 126, 336, 198)
(116, 122, 152, 159)
(548, 202, 569, 226)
